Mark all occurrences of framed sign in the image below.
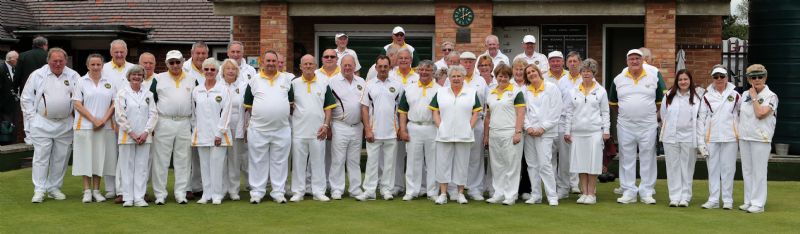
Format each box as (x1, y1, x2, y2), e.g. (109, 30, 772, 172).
(540, 25, 588, 59)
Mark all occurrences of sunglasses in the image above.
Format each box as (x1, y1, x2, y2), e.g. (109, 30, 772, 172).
(712, 75, 727, 80)
(749, 76, 765, 80)
(323, 55, 337, 59)
(168, 61, 182, 65)
(203, 68, 216, 72)
(394, 33, 405, 37)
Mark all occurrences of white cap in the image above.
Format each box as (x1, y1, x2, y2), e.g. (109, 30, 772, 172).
(335, 33, 347, 39)
(165, 50, 183, 62)
(522, 35, 536, 44)
(460, 51, 477, 60)
(547, 51, 563, 59)
(626, 49, 643, 57)
(711, 67, 728, 76)
(392, 26, 405, 35)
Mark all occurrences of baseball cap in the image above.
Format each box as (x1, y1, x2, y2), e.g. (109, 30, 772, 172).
(392, 26, 405, 35)
(523, 35, 536, 44)
(335, 33, 347, 39)
(711, 67, 728, 76)
(460, 51, 477, 60)
(548, 51, 564, 59)
(626, 49, 643, 57)
(165, 50, 183, 62)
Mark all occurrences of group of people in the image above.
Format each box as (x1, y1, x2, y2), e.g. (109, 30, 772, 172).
(16, 27, 777, 213)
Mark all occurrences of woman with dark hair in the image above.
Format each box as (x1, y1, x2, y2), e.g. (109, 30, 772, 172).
(659, 69, 705, 208)
(521, 64, 562, 206)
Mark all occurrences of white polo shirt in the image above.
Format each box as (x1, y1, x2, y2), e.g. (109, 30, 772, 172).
(150, 71, 197, 118)
(361, 77, 403, 140)
(738, 85, 778, 143)
(316, 67, 341, 80)
(659, 90, 702, 145)
(183, 59, 206, 84)
(142, 73, 155, 93)
(235, 58, 258, 81)
(221, 78, 248, 139)
(290, 75, 338, 139)
(543, 70, 568, 87)
(701, 82, 741, 143)
(398, 80, 440, 124)
(514, 52, 549, 71)
(479, 51, 510, 71)
(565, 81, 610, 136)
(243, 71, 293, 132)
(72, 75, 116, 130)
(463, 73, 489, 115)
(102, 61, 135, 89)
(329, 74, 366, 125)
(428, 86, 481, 142)
(434, 58, 448, 71)
(390, 68, 419, 87)
(336, 48, 362, 71)
(523, 81, 563, 137)
(192, 82, 232, 146)
(486, 85, 525, 131)
(116, 86, 157, 144)
(609, 68, 666, 132)
(21, 66, 79, 120)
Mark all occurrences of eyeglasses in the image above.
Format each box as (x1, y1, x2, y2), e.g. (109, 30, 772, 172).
(323, 55, 337, 59)
(168, 61, 182, 65)
(442, 48, 453, 52)
(712, 75, 727, 80)
(749, 76, 765, 80)
(203, 68, 216, 72)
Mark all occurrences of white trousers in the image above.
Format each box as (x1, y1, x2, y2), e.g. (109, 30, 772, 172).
(119, 144, 150, 202)
(329, 121, 363, 195)
(489, 129, 523, 200)
(363, 139, 397, 195)
(553, 132, 578, 196)
(151, 118, 192, 200)
(524, 135, 558, 202)
(224, 138, 248, 195)
(190, 147, 202, 192)
(31, 135, 72, 193)
(466, 119, 485, 196)
(436, 142, 471, 186)
(247, 127, 291, 199)
(664, 142, 696, 202)
(617, 126, 658, 198)
(706, 141, 738, 204)
(197, 146, 227, 201)
(394, 141, 406, 192)
(405, 123, 437, 197)
(739, 140, 770, 207)
(291, 138, 327, 195)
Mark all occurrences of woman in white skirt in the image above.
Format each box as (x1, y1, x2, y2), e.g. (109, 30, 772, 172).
(522, 64, 562, 206)
(699, 66, 741, 210)
(219, 59, 248, 201)
(564, 59, 610, 205)
(659, 69, 704, 208)
(192, 58, 233, 205)
(72, 54, 116, 203)
(738, 64, 778, 214)
(116, 65, 157, 207)
(482, 64, 525, 205)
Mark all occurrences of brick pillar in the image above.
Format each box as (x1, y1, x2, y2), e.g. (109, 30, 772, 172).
(645, 0, 677, 84)
(260, 2, 293, 71)
(233, 16, 261, 58)
(435, 1, 493, 58)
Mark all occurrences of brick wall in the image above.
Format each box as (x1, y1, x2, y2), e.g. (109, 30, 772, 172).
(645, 0, 677, 86)
(260, 2, 293, 72)
(233, 16, 261, 58)
(435, 1, 493, 59)
(677, 15, 723, 88)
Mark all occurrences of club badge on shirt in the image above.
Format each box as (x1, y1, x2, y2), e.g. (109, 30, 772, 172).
(235, 88, 240, 94)
(758, 98, 764, 104)
(727, 95, 734, 102)
(215, 96, 222, 103)
(534, 61, 540, 65)
(357, 84, 363, 91)
(64, 80, 70, 86)
(247, 74, 252, 80)
(145, 97, 150, 104)
(389, 87, 396, 93)
(105, 83, 112, 89)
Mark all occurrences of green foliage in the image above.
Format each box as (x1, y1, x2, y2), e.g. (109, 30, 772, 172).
(723, 15, 749, 40)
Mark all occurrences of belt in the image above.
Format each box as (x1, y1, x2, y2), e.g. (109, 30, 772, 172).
(333, 120, 362, 127)
(38, 113, 69, 121)
(162, 115, 191, 121)
(409, 121, 434, 125)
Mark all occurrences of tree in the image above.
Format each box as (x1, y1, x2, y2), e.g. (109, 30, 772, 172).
(723, 15, 748, 40)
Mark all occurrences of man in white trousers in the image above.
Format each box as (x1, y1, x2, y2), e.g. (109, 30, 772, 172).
(390, 48, 419, 195)
(608, 49, 666, 205)
(149, 50, 196, 205)
(311, 49, 341, 195)
(184, 41, 209, 200)
(398, 60, 440, 201)
(101, 39, 134, 202)
(243, 50, 294, 204)
(357, 55, 403, 201)
(289, 55, 337, 202)
(225, 41, 256, 195)
(21, 48, 78, 203)
(328, 55, 366, 199)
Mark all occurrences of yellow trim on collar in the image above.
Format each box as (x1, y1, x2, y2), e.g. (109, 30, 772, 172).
(548, 70, 564, 81)
(111, 61, 125, 72)
(170, 72, 186, 88)
(418, 80, 433, 97)
(568, 72, 580, 84)
(319, 67, 340, 78)
(396, 68, 416, 85)
(625, 68, 647, 85)
(490, 84, 514, 100)
(528, 82, 545, 97)
(259, 70, 278, 86)
(302, 75, 317, 93)
(579, 82, 595, 96)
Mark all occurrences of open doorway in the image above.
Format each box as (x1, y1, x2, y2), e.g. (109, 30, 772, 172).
(603, 25, 644, 87)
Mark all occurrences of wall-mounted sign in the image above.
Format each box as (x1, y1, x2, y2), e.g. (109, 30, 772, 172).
(540, 25, 588, 59)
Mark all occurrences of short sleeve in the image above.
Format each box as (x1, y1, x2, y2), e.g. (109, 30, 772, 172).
(360, 85, 372, 107)
(398, 93, 409, 113)
(243, 85, 254, 108)
(608, 79, 618, 105)
(288, 83, 295, 103)
(150, 78, 159, 103)
(472, 93, 482, 112)
(323, 86, 338, 110)
(428, 93, 439, 111)
(655, 74, 666, 104)
(513, 92, 525, 106)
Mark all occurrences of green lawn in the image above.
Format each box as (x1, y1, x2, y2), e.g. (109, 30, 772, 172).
(0, 167, 798, 233)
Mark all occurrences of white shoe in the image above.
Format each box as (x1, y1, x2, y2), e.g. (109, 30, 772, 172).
(290, 194, 304, 202)
(402, 194, 414, 201)
(47, 190, 66, 200)
(747, 205, 764, 213)
(469, 193, 484, 201)
(355, 193, 375, 201)
(669, 201, 678, 207)
(613, 187, 623, 195)
(349, 190, 364, 198)
(502, 198, 516, 205)
(82, 190, 92, 203)
(701, 201, 719, 209)
(641, 196, 656, 205)
(212, 199, 222, 205)
(32, 192, 45, 203)
(524, 197, 541, 204)
(584, 196, 596, 205)
(739, 204, 751, 211)
(250, 196, 261, 204)
(548, 200, 559, 206)
(571, 187, 581, 194)
(521, 193, 532, 201)
(678, 200, 689, 207)
(105, 191, 116, 199)
(435, 194, 447, 205)
(331, 192, 343, 200)
(155, 198, 166, 205)
(557, 193, 569, 200)
(383, 193, 394, 201)
(196, 198, 208, 204)
(92, 190, 106, 202)
(576, 195, 587, 204)
(134, 200, 149, 207)
(229, 193, 241, 201)
(313, 194, 330, 202)
(176, 198, 188, 204)
(722, 203, 733, 210)
(616, 195, 637, 204)
(456, 193, 468, 204)
(122, 201, 133, 207)
(486, 195, 504, 204)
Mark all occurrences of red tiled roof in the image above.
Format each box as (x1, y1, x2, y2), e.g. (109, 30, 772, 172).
(0, 0, 36, 41)
(4, 0, 229, 42)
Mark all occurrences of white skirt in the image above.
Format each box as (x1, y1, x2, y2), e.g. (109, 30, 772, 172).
(569, 132, 604, 175)
(72, 129, 117, 176)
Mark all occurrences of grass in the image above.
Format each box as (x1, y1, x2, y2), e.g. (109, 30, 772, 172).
(0, 167, 798, 233)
